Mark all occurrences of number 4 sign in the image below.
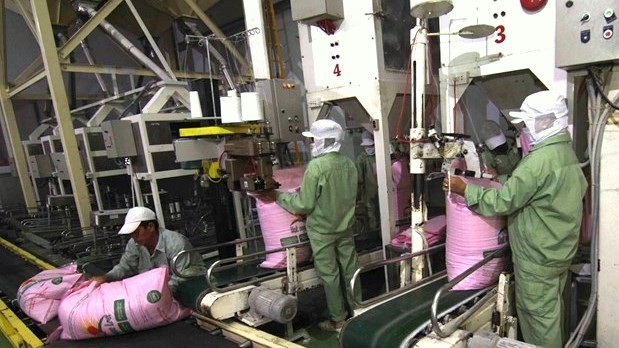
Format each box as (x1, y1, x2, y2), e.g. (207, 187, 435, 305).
(333, 64, 342, 76)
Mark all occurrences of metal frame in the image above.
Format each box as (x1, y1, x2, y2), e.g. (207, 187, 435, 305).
(438, 0, 567, 134)
(122, 112, 195, 225)
(297, 0, 409, 249)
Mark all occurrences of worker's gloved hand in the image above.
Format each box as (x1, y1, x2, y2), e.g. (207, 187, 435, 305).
(443, 176, 467, 196)
(254, 189, 277, 203)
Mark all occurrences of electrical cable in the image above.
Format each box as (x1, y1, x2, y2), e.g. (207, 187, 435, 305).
(566, 66, 619, 348)
(587, 67, 619, 110)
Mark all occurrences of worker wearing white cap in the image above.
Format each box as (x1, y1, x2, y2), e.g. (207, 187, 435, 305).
(91, 206, 205, 294)
(479, 120, 521, 177)
(260, 119, 358, 331)
(355, 130, 380, 239)
(443, 91, 587, 347)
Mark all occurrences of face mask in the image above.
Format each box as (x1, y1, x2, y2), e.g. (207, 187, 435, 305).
(311, 138, 342, 157)
(522, 116, 568, 145)
(311, 139, 324, 158)
(364, 147, 375, 156)
(521, 128, 536, 146)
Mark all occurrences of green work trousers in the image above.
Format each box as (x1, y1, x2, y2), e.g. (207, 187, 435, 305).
(515, 265, 568, 348)
(309, 230, 358, 322)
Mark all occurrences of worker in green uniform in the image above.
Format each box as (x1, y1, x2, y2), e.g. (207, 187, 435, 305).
(355, 130, 380, 240)
(443, 91, 587, 347)
(479, 120, 521, 178)
(259, 119, 358, 332)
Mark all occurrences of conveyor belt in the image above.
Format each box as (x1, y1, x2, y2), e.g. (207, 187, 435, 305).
(340, 276, 487, 348)
(48, 319, 240, 348)
(0, 241, 42, 299)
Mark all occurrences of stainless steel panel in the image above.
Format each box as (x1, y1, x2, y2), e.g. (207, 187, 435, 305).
(101, 120, 138, 158)
(291, 0, 344, 22)
(556, 0, 619, 69)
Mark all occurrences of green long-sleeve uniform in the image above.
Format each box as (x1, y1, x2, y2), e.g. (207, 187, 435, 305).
(355, 153, 380, 238)
(464, 133, 587, 347)
(277, 152, 358, 322)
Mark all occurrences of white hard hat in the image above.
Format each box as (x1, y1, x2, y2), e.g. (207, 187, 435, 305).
(508, 90, 568, 124)
(302, 119, 343, 141)
(118, 206, 156, 235)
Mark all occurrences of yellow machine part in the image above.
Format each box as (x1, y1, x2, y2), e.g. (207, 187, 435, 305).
(0, 238, 50, 347)
(0, 298, 43, 348)
(179, 125, 262, 137)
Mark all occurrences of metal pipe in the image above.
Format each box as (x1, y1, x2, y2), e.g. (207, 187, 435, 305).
(171, 235, 263, 278)
(205, 241, 310, 293)
(350, 243, 446, 308)
(124, 0, 177, 81)
(80, 5, 173, 82)
(79, 40, 109, 96)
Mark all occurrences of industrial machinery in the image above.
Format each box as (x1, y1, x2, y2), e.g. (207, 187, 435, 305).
(1, 0, 616, 347)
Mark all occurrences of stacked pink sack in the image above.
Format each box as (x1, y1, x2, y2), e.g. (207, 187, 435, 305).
(390, 215, 446, 249)
(17, 263, 84, 324)
(254, 166, 312, 269)
(52, 267, 190, 341)
(446, 176, 508, 291)
(424, 215, 447, 246)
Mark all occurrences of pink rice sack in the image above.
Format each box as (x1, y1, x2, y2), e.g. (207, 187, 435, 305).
(424, 215, 446, 247)
(445, 176, 508, 291)
(56, 267, 190, 340)
(389, 215, 447, 249)
(255, 166, 312, 269)
(17, 263, 84, 324)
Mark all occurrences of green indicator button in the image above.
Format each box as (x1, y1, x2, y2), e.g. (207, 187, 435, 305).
(604, 9, 614, 19)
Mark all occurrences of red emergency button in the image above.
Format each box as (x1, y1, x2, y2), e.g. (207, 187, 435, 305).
(603, 28, 613, 39)
(521, 0, 547, 12)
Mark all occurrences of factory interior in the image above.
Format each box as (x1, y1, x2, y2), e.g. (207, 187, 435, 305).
(0, 0, 617, 347)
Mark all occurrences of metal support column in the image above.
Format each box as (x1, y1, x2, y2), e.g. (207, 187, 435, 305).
(0, 0, 37, 213)
(31, 0, 92, 230)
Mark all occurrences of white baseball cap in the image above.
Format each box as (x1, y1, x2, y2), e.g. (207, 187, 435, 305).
(118, 207, 156, 235)
(508, 90, 568, 124)
(301, 119, 344, 141)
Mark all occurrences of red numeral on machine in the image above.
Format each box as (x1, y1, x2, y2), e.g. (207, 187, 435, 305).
(495, 25, 506, 44)
(333, 64, 342, 76)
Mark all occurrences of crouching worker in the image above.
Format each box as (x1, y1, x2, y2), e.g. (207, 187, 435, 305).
(91, 206, 206, 306)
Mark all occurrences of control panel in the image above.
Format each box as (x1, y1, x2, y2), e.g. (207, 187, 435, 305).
(556, 0, 618, 69)
(256, 79, 305, 143)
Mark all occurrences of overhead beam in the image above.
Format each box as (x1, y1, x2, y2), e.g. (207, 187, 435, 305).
(31, 0, 92, 230)
(61, 63, 220, 79)
(8, 0, 36, 36)
(11, 0, 123, 89)
(8, 62, 226, 98)
(125, 0, 177, 81)
(59, 0, 124, 60)
(0, 0, 37, 212)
